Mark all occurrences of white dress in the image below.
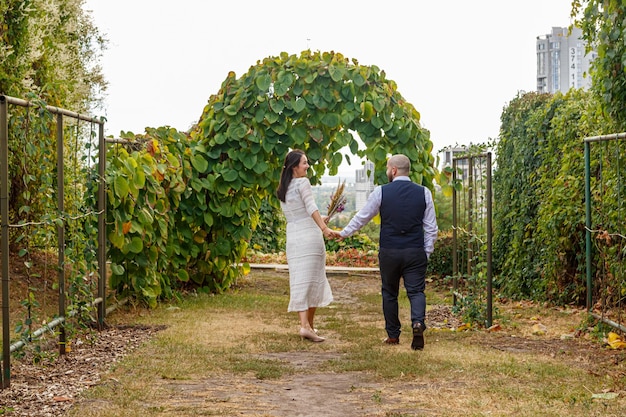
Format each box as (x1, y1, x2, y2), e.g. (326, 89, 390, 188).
(280, 177, 333, 312)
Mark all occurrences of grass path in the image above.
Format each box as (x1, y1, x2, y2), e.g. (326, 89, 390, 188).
(62, 269, 626, 417)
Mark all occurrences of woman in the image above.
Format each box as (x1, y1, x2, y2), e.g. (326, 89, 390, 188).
(276, 150, 334, 342)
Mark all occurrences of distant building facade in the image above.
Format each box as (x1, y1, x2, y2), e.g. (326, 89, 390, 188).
(355, 160, 375, 211)
(441, 147, 469, 180)
(536, 26, 596, 94)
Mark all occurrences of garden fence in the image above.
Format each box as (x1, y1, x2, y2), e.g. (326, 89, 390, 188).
(585, 133, 626, 333)
(0, 94, 107, 389)
(451, 153, 493, 327)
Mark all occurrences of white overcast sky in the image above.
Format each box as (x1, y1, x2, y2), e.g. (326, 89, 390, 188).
(83, 0, 576, 174)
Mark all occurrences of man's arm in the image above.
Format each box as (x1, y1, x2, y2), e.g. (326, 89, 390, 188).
(340, 186, 382, 238)
(423, 187, 438, 258)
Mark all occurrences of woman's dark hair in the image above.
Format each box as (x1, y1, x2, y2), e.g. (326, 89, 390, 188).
(276, 149, 305, 202)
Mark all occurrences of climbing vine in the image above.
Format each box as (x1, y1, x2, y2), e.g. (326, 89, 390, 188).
(493, 89, 614, 304)
(106, 50, 437, 305)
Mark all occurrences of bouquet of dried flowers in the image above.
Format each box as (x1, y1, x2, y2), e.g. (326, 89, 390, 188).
(326, 179, 347, 221)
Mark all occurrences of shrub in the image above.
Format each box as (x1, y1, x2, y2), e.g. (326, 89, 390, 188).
(325, 232, 377, 252)
(427, 230, 453, 278)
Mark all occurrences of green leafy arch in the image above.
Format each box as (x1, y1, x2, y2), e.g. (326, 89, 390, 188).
(107, 50, 436, 305)
(192, 50, 435, 187)
(183, 50, 435, 284)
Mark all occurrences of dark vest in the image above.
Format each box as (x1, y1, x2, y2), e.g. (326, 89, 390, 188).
(379, 180, 426, 249)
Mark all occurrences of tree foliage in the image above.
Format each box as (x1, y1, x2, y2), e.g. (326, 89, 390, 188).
(574, 0, 626, 131)
(0, 0, 106, 109)
(1, 0, 106, 237)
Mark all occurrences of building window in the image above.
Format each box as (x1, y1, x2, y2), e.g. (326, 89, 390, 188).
(552, 50, 560, 92)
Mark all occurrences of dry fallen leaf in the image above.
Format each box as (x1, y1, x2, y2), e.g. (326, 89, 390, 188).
(456, 323, 471, 332)
(606, 332, 626, 350)
(487, 324, 502, 332)
(531, 323, 547, 336)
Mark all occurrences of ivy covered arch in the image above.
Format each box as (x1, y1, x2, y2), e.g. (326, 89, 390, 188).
(107, 50, 436, 305)
(192, 50, 435, 187)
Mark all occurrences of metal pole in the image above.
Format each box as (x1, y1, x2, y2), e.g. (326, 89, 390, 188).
(584, 132, 626, 143)
(0, 96, 10, 388)
(467, 157, 474, 276)
(97, 122, 106, 328)
(486, 153, 493, 328)
(452, 159, 458, 307)
(56, 114, 66, 355)
(584, 141, 592, 311)
(1, 95, 101, 124)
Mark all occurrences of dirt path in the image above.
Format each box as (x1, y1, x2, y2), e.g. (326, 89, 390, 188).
(2, 269, 625, 416)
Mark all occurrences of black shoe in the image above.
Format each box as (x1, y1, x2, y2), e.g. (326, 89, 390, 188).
(411, 322, 425, 351)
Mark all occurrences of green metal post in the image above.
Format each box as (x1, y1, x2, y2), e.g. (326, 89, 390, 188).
(57, 114, 66, 355)
(97, 122, 106, 328)
(584, 140, 592, 311)
(486, 153, 493, 328)
(0, 96, 10, 388)
(452, 159, 458, 307)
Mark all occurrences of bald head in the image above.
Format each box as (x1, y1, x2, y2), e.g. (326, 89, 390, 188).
(388, 154, 410, 176)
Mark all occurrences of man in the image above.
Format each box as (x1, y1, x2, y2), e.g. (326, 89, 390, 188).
(335, 154, 438, 350)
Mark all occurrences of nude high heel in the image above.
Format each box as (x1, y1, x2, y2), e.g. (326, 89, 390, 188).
(299, 327, 325, 342)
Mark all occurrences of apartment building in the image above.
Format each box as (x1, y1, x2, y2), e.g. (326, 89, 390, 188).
(354, 160, 375, 212)
(536, 26, 596, 93)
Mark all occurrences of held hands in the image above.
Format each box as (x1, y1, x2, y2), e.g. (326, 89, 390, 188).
(323, 227, 342, 240)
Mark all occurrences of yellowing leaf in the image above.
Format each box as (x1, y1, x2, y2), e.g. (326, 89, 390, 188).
(193, 230, 207, 243)
(456, 323, 471, 332)
(608, 332, 622, 343)
(607, 332, 626, 349)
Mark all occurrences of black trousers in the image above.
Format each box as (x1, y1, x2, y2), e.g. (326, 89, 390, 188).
(378, 246, 428, 338)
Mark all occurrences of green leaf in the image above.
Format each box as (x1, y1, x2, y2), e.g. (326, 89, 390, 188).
(110, 263, 125, 275)
(177, 269, 190, 282)
(322, 113, 341, 128)
(353, 73, 366, 87)
(134, 166, 146, 188)
(215, 237, 232, 256)
(293, 97, 306, 113)
(137, 207, 154, 225)
(109, 230, 124, 249)
(374, 146, 387, 161)
(256, 73, 272, 91)
(253, 161, 269, 174)
(191, 154, 209, 173)
(310, 129, 324, 143)
(328, 64, 345, 82)
(269, 99, 285, 113)
(242, 154, 258, 169)
(291, 124, 307, 144)
(114, 176, 130, 200)
(128, 236, 144, 254)
(224, 105, 238, 116)
(223, 169, 239, 182)
(204, 211, 214, 227)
